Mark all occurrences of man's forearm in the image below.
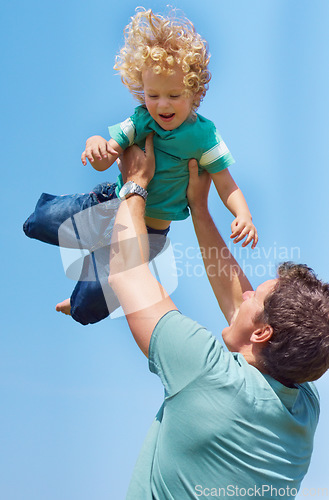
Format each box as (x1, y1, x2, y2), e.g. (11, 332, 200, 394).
(109, 196, 149, 276)
(191, 206, 252, 323)
(108, 193, 176, 356)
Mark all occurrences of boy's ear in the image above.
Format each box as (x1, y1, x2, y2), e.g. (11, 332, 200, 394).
(251, 325, 273, 344)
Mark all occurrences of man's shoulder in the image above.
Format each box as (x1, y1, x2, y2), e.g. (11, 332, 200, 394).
(148, 310, 234, 397)
(149, 311, 222, 369)
(299, 381, 321, 407)
(150, 310, 213, 345)
(149, 310, 241, 380)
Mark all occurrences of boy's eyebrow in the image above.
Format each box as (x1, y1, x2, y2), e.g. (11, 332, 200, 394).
(145, 87, 183, 93)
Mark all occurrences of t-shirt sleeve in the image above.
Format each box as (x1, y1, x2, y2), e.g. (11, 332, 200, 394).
(148, 310, 223, 397)
(108, 114, 136, 150)
(108, 106, 151, 150)
(199, 121, 235, 174)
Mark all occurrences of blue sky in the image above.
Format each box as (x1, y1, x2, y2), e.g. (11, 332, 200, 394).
(2, 0, 329, 498)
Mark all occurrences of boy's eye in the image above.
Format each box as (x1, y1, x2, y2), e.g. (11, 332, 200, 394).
(148, 95, 158, 99)
(170, 95, 180, 99)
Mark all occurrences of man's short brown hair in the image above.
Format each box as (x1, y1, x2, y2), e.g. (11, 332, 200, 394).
(256, 262, 329, 386)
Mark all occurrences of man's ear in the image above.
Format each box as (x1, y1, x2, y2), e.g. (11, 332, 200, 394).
(251, 325, 273, 344)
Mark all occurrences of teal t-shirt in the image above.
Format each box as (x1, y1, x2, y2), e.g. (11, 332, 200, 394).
(126, 311, 320, 500)
(109, 106, 235, 221)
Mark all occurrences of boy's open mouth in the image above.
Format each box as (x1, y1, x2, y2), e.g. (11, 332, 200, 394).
(159, 113, 175, 121)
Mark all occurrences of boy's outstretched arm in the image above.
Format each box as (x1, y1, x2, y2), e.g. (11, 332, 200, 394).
(81, 136, 123, 171)
(188, 162, 253, 324)
(109, 136, 177, 357)
(211, 168, 258, 249)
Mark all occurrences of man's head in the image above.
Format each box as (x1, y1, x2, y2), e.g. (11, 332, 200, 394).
(223, 263, 329, 386)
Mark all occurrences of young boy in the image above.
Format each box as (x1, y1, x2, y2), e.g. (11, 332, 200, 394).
(24, 8, 258, 325)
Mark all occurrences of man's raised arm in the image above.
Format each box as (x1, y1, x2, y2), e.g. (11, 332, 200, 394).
(187, 161, 253, 325)
(108, 136, 177, 357)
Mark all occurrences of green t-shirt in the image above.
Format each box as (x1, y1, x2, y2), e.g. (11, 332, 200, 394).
(126, 311, 320, 500)
(109, 106, 235, 221)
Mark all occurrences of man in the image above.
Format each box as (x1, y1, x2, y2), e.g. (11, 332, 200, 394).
(109, 135, 329, 499)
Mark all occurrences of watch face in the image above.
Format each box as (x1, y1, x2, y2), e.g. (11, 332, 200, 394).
(119, 181, 134, 199)
(119, 181, 147, 201)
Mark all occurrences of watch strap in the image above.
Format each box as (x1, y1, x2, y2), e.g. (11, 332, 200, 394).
(133, 183, 148, 201)
(119, 181, 148, 201)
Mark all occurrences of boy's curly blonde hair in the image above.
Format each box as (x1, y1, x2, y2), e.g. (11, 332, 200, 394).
(114, 8, 211, 112)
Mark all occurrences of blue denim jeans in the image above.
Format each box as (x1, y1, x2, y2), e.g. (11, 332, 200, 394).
(23, 182, 170, 325)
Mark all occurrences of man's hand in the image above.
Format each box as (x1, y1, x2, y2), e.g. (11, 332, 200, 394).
(187, 159, 211, 213)
(117, 133, 155, 189)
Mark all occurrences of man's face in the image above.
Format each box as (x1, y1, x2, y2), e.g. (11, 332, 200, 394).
(222, 279, 277, 353)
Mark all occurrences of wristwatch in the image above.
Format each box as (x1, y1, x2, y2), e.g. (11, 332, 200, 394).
(118, 181, 148, 201)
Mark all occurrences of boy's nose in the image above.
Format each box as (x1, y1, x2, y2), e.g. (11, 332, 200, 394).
(158, 98, 170, 110)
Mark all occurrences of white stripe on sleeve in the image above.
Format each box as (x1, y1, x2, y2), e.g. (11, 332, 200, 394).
(120, 118, 135, 146)
(199, 141, 230, 167)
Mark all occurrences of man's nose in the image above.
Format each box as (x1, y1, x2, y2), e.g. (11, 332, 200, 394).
(242, 290, 254, 301)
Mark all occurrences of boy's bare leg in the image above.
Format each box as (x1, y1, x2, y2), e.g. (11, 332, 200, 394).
(55, 299, 71, 316)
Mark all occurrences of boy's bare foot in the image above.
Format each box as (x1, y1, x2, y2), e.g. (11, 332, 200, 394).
(55, 298, 71, 316)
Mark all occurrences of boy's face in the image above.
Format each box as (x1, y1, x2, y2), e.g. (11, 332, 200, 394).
(142, 67, 195, 131)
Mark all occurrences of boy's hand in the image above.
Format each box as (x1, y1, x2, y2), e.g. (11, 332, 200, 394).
(81, 135, 119, 166)
(230, 215, 258, 249)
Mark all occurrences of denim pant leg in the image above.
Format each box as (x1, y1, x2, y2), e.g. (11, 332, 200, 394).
(23, 181, 120, 325)
(70, 226, 171, 326)
(23, 182, 117, 246)
(70, 247, 120, 326)
(147, 226, 170, 261)
(24, 183, 171, 326)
